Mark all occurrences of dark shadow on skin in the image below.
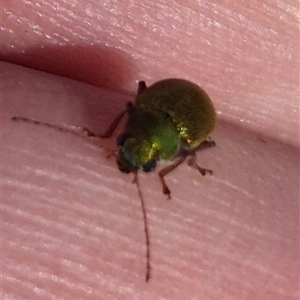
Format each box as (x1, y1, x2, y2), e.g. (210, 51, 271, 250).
(1, 45, 136, 93)
(2, 45, 138, 145)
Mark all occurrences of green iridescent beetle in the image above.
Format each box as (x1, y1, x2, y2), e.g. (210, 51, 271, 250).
(85, 78, 216, 198)
(11, 78, 216, 282)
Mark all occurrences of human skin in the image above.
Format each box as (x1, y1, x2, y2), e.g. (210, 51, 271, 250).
(2, 1, 299, 300)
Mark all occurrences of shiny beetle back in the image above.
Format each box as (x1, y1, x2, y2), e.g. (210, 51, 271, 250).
(135, 78, 216, 148)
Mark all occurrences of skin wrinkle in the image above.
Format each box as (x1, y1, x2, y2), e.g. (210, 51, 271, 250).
(2, 0, 299, 299)
(5, 188, 136, 243)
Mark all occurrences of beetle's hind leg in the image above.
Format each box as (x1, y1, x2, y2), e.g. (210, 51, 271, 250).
(187, 153, 213, 176)
(186, 138, 216, 175)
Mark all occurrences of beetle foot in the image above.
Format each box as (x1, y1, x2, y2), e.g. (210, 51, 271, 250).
(196, 165, 213, 176)
(187, 157, 213, 176)
(163, 187, 172, 200)
(161, 182, 171, 199)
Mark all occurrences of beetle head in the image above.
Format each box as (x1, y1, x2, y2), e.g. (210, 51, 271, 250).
(116, 133, 157, 173)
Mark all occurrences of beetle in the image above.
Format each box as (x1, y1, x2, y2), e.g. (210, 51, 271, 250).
(12, 78, 216, 282)
(82, 78, 216, 198)
(82, 78, 216, 281)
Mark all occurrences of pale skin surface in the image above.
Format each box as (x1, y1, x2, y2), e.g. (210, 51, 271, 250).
(2, 1, 299, 299)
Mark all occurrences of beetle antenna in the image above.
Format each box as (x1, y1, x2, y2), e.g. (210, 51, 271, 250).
(11, 116, 97, 140)
(133, 172, 151, 282)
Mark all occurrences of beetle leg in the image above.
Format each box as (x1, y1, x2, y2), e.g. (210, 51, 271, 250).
(82, 101, 135, 138)
(158, 154, 187, 199)
(186, 138, 215, 175)
(194, 138, 216, 151)
(137, 81, 148, 94)
(187, 153, 213, 176)
(80, 109, 126, 138)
